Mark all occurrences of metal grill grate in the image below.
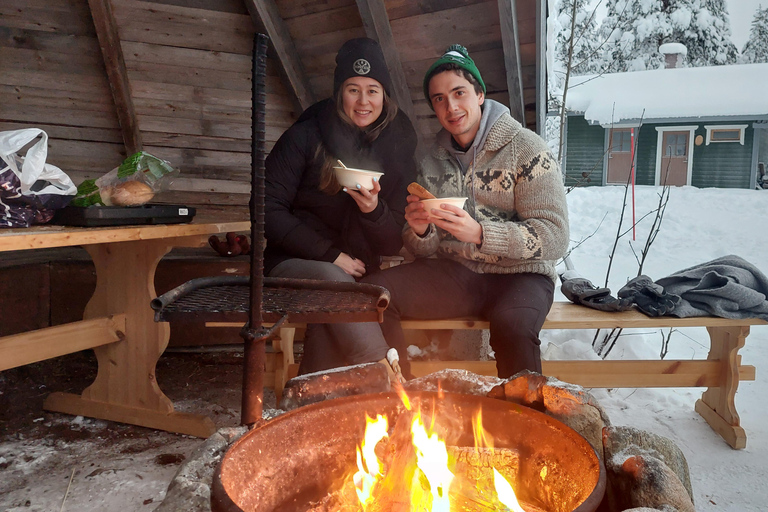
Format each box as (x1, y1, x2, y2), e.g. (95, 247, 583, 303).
(152, 276, 389, 324)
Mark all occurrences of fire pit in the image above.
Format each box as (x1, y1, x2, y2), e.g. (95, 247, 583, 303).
(211, 391, 605, 512)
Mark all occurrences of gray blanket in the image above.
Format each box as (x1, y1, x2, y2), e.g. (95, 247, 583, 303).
(655, 255, 768, 320)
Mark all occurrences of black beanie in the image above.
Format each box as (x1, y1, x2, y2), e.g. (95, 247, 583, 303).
(333, 38, 392, 97)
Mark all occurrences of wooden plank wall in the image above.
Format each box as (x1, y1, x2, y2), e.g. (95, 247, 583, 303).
(0, 0, 126, 176)
(0, 0, 298, 210)
(274, 0, 539, 149)
(1, 0, 539, 211)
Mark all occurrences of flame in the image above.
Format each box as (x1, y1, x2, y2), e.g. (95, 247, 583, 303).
(353, 414, 389, 508)
(411, 411, 454, 511)
(493, 468, 526, 512)
(351, 391, 527, 511)
(472, 408, 494, 451)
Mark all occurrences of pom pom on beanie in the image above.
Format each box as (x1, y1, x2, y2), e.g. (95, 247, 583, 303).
(422, 44, 486, 109)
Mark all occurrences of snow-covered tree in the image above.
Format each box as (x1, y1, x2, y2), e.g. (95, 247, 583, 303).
(553, 0, 601, 76)
(740, 5, 768, 64)
(548, 0, 602, 160)
(548, 0, 600, 107)
(597, 0, 738, 72)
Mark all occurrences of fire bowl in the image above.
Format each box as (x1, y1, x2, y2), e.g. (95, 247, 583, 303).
(212, 391, 605, 512)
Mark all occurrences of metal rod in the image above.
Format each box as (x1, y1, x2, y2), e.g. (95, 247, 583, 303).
(241, 32, 269, 425)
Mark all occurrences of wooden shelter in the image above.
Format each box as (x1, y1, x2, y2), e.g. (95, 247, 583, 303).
(1, 0, 547, 215)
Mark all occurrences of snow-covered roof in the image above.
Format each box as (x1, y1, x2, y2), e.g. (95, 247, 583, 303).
(565, 63, 768, 125)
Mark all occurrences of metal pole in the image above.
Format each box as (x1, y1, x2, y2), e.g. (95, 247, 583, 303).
(241, 32, 269, 425)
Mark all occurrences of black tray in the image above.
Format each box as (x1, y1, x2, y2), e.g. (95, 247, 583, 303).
(52, 205, 196, 227)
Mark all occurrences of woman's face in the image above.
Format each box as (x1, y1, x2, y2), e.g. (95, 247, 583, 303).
(341, 77, 384, 128)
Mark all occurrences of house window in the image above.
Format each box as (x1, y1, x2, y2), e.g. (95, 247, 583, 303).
(610, 129, 632, 152)
(704, 124, 747, 145)
(664, 133, 687, 156)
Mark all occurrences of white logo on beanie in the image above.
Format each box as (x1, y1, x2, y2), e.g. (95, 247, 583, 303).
(353, 59, 371, 75)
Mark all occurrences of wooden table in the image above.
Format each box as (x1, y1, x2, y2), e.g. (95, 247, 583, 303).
(0, 216, 249, 437)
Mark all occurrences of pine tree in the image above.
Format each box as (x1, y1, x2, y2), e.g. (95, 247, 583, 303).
(549, 0, 600, 105)
(597, 0, 739, 72)
(548, 0, 601, 161)
(741, 5, 768, 64)
(553, 0, 600, 75)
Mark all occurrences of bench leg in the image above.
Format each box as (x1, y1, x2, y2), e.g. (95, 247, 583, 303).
(694, 325, 749, 449)
(272, 327, 295, 402)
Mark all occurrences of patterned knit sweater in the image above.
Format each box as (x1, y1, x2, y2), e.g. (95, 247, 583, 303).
(403, 107, 569, 282)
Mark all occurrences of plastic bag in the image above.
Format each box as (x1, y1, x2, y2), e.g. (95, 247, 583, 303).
(71, 151, 178, 207)
(0, 128, 77, 228)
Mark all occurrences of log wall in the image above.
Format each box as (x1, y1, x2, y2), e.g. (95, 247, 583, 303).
(1, 0, 541, 211)
(0, 0, 298, 210)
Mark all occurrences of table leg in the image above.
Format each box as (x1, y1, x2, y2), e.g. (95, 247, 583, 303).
(694, 325, 749, 449)
(43, 238, 216, 437)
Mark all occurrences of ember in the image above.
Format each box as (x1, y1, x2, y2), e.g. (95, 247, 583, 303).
(211, 392, 605, 512)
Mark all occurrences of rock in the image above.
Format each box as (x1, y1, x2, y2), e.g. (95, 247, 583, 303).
(622, 507, 679, 512)
(603, 425, 693, 503)
(489, 370, 610, 457)
(403, 368, 503, 396)
(279, 362, 390, 411)
(154, 426, 248, 512)
(604, 453, 694, 512)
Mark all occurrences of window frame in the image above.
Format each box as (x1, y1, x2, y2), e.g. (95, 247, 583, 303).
(704, 124, 747, 145)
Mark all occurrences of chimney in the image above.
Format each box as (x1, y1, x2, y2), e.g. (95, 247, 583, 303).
(659, 43, 687, 69)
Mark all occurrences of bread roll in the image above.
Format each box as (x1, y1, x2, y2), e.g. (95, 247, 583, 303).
(109, 180, 155, 206)
(407, 182, 436, 200)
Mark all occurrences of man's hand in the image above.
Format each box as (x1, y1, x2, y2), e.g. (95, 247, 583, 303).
(344, 179, 380, 214)
(333, 252, 367, 277)
(404, 194, 431, 235)
(429, 203, 483, 245)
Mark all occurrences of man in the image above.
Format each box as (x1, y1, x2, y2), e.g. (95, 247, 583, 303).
(363, 44, 569, 379)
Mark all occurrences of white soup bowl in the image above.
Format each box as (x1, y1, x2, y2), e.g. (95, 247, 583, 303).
(333, 166, 384, 191)
(421, 197, 468, 220)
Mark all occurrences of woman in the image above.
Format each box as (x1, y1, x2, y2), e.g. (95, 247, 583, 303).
(264, 37, 417, 377)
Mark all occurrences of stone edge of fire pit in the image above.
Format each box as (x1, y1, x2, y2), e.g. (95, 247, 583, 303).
(155, 369, 695, 512)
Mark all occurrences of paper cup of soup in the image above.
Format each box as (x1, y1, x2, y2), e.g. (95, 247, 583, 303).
(421, 197, 468, 219)
(333, 167, 384, 191)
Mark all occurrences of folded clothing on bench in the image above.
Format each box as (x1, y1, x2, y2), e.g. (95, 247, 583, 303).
(656, 254, 768, 321)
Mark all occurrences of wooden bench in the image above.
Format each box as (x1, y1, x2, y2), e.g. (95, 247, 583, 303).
(208, 302, 766, 449)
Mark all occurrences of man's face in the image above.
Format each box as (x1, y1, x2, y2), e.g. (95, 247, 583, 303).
(428, 70, 484, 148)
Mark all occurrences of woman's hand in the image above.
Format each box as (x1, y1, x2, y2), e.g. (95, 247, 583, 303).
(404, 194, 431, 235)
(344, 178, 380, 214)
(429, 203, 483, 245)
(333, 252, 367, 277)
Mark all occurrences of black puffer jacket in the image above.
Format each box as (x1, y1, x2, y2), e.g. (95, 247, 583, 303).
(264, 99, 417, 274)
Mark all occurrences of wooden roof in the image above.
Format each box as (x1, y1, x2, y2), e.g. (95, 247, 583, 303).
(0, 0, 545, 210)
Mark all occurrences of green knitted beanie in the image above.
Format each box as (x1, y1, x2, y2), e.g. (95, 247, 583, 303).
(422, 44, 486, 109)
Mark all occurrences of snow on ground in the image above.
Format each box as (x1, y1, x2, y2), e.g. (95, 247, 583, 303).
(547, 184, 768, 510)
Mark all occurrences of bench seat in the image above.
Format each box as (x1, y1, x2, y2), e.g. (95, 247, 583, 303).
(207, 301, 767, 449)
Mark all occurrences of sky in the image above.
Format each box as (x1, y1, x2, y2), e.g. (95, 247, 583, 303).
(725, 0, 763, 49)
(550, 184, 768, 510)
(589, 0, 762, 50)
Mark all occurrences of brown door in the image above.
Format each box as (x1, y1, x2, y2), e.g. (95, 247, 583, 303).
(660, 131, 689, 186)
(607, 128, 633, 184)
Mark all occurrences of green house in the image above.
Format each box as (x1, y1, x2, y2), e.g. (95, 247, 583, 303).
(559, 63, 768, 189)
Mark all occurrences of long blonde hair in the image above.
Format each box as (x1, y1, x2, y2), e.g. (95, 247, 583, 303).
(317, 88, 399, 194)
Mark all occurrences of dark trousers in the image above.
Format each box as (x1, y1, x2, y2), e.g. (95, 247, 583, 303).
(363, 259, 554, 379)
(269, 258, 390, 374)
